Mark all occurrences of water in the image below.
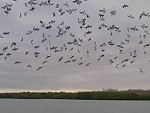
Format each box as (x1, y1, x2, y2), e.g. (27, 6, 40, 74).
(0, 99, 150, 113)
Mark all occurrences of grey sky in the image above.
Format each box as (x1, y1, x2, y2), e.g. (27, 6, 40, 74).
(0, 0, 150, 92)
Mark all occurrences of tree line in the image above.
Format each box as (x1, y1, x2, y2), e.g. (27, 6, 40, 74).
(0, 91, 150, 100)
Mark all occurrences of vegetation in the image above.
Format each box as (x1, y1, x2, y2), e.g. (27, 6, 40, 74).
(0, 90, 150, 100)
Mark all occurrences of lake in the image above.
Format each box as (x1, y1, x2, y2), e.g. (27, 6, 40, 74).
(0, 99, 150, 113)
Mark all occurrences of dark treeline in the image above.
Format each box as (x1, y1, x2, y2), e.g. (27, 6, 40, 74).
(1, 90, 150, 100)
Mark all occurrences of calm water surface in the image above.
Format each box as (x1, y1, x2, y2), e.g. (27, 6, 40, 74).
(0, 99, 150, 113)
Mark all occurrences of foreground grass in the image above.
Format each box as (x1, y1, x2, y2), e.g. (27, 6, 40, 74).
(0, 90, 150, 100)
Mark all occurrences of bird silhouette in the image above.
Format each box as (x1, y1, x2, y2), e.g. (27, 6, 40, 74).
(122, 4, 129, 8)
(36, 66, 43, 71)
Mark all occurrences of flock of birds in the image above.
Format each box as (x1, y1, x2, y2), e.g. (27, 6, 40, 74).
(0, 0, 150, 74)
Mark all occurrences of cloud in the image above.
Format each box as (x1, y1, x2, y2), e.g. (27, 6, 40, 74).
(0, 0, 150, 91)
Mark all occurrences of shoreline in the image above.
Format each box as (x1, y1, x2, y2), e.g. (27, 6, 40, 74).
(0, 90, 150, 100)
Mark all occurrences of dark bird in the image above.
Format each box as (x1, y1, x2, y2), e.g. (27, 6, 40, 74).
(46, 55, 51, 59)
(109, 59, 114, 65)
(116, 64, 119, 68)
(127, 14, 135, 19)
(85, 63, 90, 66)
(122, 64, 126, 68)
(99, 8, 106, 13)
(130, 26, 138, 31)
(27, 65, 32, 68)
(64, 2, 69, 7)
(97, 57, 101, 62)
(85, 30, 92, 35)
(0, 35, 4, 38)
(36, 66, 43, 71)
(58, 57, 63, 62)
(85, 24, 92, 29)
(52, 12, 56, 17)
(11, 42, 17, 47)
(72, 59, 76, 62)
(78, 62, 83, 65)
(4, 10, 9, 15)
(141, 24, 148, 29)
(86, 50, 89, 57)
(20, 13, 21, 18)
(45, 25, 52, 29)
(3, 46, 8, 52)
(29, 7, 35, 11)
(21, 37, 23, 42)
(24, 12, 27, 17)
(56, 4, 59, 8)
(0, 53, 3, 56)
(31, 40, 33, 45)
(42, 60, 48, 64)
(41, 37, 47, 43)
(34, 45, 40, 49)
(121, 59, 129, 64)
(70, 56, 75, 59)
(25, 51, 29, 55)
(15, 61, 21, 64)
(98, 13, 104, 18)
(6, 53, 11, 57)
(3, 32, 10, 35)
(140, 68, 143, 74)
(73, 0, 82, 5)
(130, 61, 135, 64)
(12, 47, 19, 51)
(110, 10, 116, 16)
(122, 4, 129, 8)
(33, 27, 40, 31)
(64, 60, 71, 63)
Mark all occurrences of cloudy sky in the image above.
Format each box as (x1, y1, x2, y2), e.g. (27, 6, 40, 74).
(0, 0, 150, 92)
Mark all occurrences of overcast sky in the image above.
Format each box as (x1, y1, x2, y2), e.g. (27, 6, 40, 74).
(0, 0, 150, 92)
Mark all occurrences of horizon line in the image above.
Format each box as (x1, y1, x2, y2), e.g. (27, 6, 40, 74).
(0, 88, 150, 93)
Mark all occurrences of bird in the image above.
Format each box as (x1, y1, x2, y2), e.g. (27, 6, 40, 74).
(36, 66, 43, 71)
(122, 4, 129, 8)
(58, 57, 63, 62)
(3, 46, 8, 52)
(85, 63, 90, 66)
(110, 10, 116, 16)
(27, 65, 32, 68)
(42, 60, 48, 64)
(52, 12, 56, 17)
(15, 61, 21, 64)
(64, 60, 71, 63)
(24, 12, 27, 17)
(122, 64, 126, 68)
(140, 68, 143, 74)
(46, 55, 51, 59)
(20, 13, 21, 18)
(127, 14, 135, 19)
(0, 53, 3, 56)
(3, 32, 10, 35)
(116, 64, 119, 68)
(70, 56, 75, 59)
(78, 62, 83, 65)
(72, 59, 76, 62)
(12, 47, 19, 51)
(21, 37, 23, 42)
(99, 8, 106, 13)
(11, 42, 17, 47)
